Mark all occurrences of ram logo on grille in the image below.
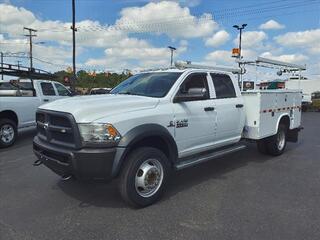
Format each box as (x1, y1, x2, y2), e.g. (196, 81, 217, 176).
(43, 122, 49, 129)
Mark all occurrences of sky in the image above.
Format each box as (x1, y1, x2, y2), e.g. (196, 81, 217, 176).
(0, 0, 320, 80)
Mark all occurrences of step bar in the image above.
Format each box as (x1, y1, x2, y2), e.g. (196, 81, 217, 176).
(175, 144, 246, 170)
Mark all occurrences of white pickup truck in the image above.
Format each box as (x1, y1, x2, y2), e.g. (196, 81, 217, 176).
(0, 79, 72, 147)
(33, 60, 303, 207)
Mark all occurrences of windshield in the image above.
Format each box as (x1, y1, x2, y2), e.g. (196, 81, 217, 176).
(111, 72, 182, 98)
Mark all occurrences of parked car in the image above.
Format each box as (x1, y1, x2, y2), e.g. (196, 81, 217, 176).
(0, 79, 72, 147)
(89, 88, 111, 95)
(33, 61, 303, 207)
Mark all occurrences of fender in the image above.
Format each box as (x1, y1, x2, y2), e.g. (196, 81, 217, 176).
(276, 113, 291, 133)
(111, 124, 178, 177)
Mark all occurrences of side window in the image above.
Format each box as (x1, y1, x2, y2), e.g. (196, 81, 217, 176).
(54, 83, 70, 96)
(179, 73, 209, 99)
(210, 73, 236, 99)
(40, 82, 56, 96)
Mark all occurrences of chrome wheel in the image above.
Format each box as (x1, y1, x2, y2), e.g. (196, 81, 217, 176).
(277, 130, 286, 151)
(135, 158, 164, 198)
(0, 124, 15, 144)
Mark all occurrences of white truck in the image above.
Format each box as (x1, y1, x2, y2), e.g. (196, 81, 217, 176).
(33, 59, 304, 207)
(0, 79, 72, 147)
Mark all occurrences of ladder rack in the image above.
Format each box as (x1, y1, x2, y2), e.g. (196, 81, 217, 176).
(175, 61, 241, 74)
(239, 57, 306, 72)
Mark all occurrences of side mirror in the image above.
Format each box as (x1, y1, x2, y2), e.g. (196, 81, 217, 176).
(173, 88, 207, 103)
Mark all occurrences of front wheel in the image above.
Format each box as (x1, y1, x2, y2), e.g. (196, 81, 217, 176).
(0, 119, 17, 148)
(119, 147, 171, 208)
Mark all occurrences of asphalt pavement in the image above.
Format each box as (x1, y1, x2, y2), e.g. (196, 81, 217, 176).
(1, 113, 320, 240)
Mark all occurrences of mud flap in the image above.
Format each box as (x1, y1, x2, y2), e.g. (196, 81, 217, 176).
(287, 127, 303, 143)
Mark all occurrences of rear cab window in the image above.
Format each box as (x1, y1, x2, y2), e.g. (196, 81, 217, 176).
(40, 82, 56, 96)
(210, 73, 236, 99)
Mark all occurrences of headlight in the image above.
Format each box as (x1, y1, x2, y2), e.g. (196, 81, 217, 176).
(78, 123, 121, 144)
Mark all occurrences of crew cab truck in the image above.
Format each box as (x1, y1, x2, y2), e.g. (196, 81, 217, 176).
(0, 79, 72, 148)
(33, 59, 303, 207)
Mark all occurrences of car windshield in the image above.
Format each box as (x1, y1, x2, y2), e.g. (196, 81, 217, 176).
(110, 72, 182, 98)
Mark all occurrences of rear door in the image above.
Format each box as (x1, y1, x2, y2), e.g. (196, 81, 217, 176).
(173, 72, 217, 158)
(39, 82, 58, 104)
(209, 73, 244, 144)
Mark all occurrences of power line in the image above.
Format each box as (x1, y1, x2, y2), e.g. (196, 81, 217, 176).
(30, 0, 319, 35)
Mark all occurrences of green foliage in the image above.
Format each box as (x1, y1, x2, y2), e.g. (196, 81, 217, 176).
(53, 70, 130, 89)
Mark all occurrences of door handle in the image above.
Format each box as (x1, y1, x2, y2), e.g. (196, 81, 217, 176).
(204, 107, 215, 111)
(43, 99, 49, 102)
(236, 104, 244, 108)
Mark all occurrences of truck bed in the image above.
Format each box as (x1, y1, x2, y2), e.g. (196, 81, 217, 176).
(242, 90, 302, 140)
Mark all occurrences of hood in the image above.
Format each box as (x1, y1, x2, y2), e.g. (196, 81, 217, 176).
(39, 94, 160, 122)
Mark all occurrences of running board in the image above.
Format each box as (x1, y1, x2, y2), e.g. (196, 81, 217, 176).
(175, 144, 246, 170)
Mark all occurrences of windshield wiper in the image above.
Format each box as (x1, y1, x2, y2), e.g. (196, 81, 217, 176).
(118, 91, 144, 96)
(118, 91, 133, 95)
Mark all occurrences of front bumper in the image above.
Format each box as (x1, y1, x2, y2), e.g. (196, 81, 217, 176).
(33, 136, 121, 181)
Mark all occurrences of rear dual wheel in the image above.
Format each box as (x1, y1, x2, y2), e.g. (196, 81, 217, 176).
(257, 124, 287, 156)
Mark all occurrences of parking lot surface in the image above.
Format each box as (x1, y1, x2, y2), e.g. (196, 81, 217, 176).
(1, 113, 320, 240)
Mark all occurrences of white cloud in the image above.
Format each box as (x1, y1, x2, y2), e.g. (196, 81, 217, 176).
(116, 1, 218, 38)
(85, 39, 187, 69)
(205, 50, 234, 65)
(205, 30, 230, 47)
(234, 31, 267, 48)
(274, 29, 320, 54)
(259, 20, 285, 30)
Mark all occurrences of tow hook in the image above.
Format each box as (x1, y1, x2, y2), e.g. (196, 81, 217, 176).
(61, 175, 73, 181)
(33, 159, 43, 166)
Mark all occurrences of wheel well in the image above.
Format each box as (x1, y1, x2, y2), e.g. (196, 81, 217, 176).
(129, 136, 172, 161)
(279, 115, 290, 130)
(0, 110, 18, 126)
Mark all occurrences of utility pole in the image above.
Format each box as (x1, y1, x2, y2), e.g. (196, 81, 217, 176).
(17, 60, 21, 69)
(71, 0, 77, 91)
(1, 52, 3, 80)
(168, 46, 176, 66)
(24, 27, 37, 71)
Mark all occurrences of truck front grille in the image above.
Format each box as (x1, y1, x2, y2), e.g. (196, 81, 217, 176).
(36, 110, 81, 149)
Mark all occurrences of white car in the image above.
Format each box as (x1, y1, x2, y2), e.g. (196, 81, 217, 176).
(0, 79, 72, 147)
(33, 63, 302, 207)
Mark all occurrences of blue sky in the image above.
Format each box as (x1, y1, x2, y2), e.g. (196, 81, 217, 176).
(0, 0, 319, 77)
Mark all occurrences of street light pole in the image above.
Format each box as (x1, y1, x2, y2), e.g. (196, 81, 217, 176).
(233, 24, 247, 60)
(233, 24, 247, 91)
(168, 46, 176, 66)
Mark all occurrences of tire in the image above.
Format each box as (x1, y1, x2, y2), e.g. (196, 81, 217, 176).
(119, 147, 171, 208)
(0, 118, 17, 148)
(266, 124, 287, 156)
(257, 139, 268, 154)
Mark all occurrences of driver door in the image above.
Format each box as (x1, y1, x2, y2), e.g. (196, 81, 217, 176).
(172, 72, 217, 158)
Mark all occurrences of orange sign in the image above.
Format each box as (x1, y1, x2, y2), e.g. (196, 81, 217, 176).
(232, 48, 240, 58)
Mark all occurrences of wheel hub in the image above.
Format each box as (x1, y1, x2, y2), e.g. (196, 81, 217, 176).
(135, 159, 164, 198)
(0, 124, 14, 143)
(277, 130, 286, 151)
